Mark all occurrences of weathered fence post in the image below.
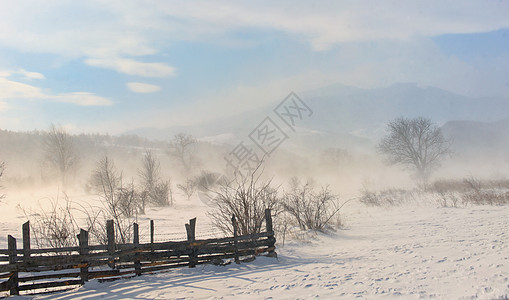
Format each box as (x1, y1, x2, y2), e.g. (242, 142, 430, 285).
(106, 220, 115, 269)
(22, 221, 31, 261)
(133, 223, 141, 276)
(185, 218, 197, 268)
(185, 218, 196, 241)
(149, 220, 155, 262)
(231, 215, 240, 264)
(265, 209, 277, 257)
(265, 209, 273, 233)
(150, 220, 154, 246)
(78, 229, 89, 283)
(8, 235, 19, 295)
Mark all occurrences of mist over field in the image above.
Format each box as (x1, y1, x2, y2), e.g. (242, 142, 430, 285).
(2, 82, 509, 196)
(1, 1, 509, 298)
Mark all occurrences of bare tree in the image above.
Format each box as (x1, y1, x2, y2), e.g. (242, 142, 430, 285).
(43, 124, 78, 186)
(0, 162, 5, 201)
(378, 117, 451, 184)
(139, 150, 171, 207)
(90, 156, 120, 202)
(168, 133, 198, 174)
(140, 150, 159, 192)
(89, 156, 140, 244)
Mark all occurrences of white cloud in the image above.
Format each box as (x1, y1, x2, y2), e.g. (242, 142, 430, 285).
(17, 69, 45, 80)
(85, 58, 176, 77)
(0, 77, 113, 106)
(0, 77, 45, 99)
(126, 82, 161, 93)
(54, 92, 114, 106)
(145, 1, 509, 50)
(0, 69, 45, 80)
(1, 1, 508, 59)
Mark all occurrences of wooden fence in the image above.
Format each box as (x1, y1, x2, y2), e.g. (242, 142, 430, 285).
(0, 209, 276, 296)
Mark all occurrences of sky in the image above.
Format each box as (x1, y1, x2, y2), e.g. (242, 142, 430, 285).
(0, 0, 508, 134)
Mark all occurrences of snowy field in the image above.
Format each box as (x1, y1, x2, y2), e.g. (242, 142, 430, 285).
(2, 194, 509, 299)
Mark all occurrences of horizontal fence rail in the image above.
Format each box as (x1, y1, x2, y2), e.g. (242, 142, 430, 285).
(0, 209, 276, 296)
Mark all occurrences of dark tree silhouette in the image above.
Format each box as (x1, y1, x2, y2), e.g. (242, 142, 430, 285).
(44, 124, 78, 186)
(168, 133, 199, 174)
(378, 117, 451, 183)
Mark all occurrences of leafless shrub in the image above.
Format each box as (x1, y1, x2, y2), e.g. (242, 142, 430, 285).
(139, 150, 171, 207)
(434, 190, 461, 207)
(429, 177, 509, 207)
(282, 177, 341, 232)
(208, 168, 281, 236)
(431, 179, 468, 193)
(151, 181, 173, 206)
(194, 171, 227, 206)
(22, 193, 80, 248)
(272, 211, 291, 246)
(116, 182, 144, 218)
(461, 191, 509, 206)
(359, 177, 509, 209)
(486, 179, 509, 190)
(432, 177, 509, 193)
(21, 189, 134, 247)
(177, 179, 197, 201)
(359, 187, 411, 206)
(194, 171, 226, 190)
(463, 176, 482, 193)
(359, 188, 380, 206)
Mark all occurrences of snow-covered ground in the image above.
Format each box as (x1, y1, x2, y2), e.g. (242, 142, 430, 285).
(3, 194, 509, 299)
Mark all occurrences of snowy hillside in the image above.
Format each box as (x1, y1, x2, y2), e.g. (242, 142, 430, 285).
(4, 199, 507, 299)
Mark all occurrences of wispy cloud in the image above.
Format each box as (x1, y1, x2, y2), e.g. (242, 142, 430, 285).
(0, 77, 113, 106)
(145, 1, 509, 50)
(86, 58, 176, 77)
(54, 92, 114, 106)
(126, 82, 161, 93)
(0, 77, 44, 99)
(17, 69, 45, 80)
(2, 1, 508, 59)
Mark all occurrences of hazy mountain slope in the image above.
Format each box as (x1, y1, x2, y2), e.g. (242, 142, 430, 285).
(300, 83, 509, 138)
(442, 119, 509, 157)
(127, 83, 509, 153)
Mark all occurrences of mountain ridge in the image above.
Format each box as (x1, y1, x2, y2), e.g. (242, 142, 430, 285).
(125, 83, 509, 154)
